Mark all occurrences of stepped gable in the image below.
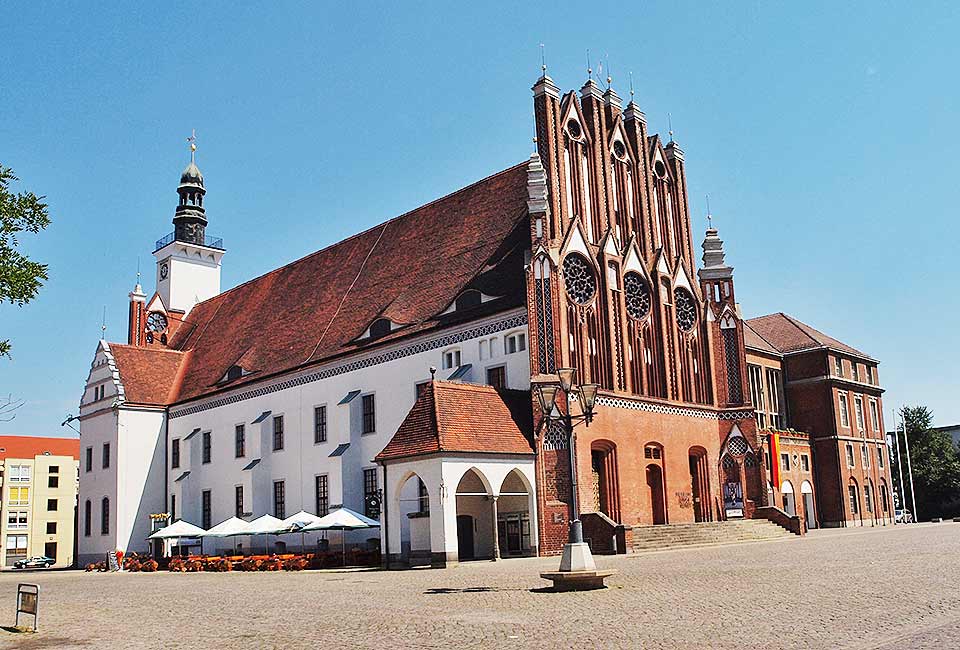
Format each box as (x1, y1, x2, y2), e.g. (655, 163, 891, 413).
(746, 312, 873, 360)
(376, 381, 534, 461)
(117, 162, 530, 405)
(109, 344, 187, 406)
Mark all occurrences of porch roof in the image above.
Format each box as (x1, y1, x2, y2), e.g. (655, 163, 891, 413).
(375, 381, 534, 461)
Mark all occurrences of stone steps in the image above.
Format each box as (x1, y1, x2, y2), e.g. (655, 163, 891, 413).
(630, 519, 794, 553)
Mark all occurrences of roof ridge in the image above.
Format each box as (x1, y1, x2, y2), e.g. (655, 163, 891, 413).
(109, 342, 184, 354)
(180, 161, 530, 314)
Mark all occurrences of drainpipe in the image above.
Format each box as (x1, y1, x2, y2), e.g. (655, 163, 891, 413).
(380, 461, 389, 570)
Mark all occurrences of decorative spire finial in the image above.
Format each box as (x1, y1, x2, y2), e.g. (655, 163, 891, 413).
(629, 71, 635, 101)
(586, 49, 592, 80)
(187, 129, 197, 162)
(706, 195, 713, 229)
(668, 113, 674, 143)
(101, 305, 107, 339)
(605, 54, 611, 88)
(539, 43, 546, 75)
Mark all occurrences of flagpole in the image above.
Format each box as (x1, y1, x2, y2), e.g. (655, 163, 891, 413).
(901, 409, 919, 521)
(892, 406, 907, 523)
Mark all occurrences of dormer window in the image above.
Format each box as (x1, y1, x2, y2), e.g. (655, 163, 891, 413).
(368, 318, 392, 339)
(220, 364, 245, 384)
(454, 290, 482, 312)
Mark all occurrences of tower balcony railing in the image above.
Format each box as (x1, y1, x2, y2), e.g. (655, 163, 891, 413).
(154, 232, 225, 252)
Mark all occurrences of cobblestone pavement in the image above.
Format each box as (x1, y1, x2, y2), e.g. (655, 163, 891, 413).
(1, 523, 958, 649)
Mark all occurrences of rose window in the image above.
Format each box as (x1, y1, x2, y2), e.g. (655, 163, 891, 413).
(674, 288, 697, 332)
(562, 254, 596, 305)
(727, 436, 749, 456)
(624, 272, 651, 320)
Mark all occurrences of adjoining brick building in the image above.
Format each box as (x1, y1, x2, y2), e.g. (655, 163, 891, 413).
(745, 314, 892, 528)
(77, 69, 891, 566)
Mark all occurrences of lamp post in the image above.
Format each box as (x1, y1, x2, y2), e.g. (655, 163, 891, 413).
(534, 367, 600, 571)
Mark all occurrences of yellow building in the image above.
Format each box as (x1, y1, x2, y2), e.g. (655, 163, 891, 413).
(0, 436, 80, 568)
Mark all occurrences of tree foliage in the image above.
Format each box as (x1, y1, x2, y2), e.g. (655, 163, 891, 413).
(895, 405, 960, 519)
(0, 164, 51, 357)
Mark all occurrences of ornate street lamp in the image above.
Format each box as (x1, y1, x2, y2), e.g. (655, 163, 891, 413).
(534, 367, 600, 572)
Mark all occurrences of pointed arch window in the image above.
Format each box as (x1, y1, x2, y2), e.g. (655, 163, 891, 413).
(624, 272, 651, 320)
(674, 288, 697, 332)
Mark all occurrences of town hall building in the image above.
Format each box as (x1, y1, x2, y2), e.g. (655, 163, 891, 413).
(76, 70, 895, 567)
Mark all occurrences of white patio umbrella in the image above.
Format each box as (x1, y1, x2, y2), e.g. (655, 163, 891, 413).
(246, 514, 286, 555)
(301, 508, 380, 566)
(147, 520, 206, 557)
(200, 517, 252, 555)
(280, 511, 325, 554)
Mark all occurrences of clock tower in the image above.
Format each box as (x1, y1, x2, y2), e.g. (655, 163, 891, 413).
(152, 134, 225, 315)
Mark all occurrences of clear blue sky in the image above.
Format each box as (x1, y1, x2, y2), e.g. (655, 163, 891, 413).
(1, 2, 957, 437)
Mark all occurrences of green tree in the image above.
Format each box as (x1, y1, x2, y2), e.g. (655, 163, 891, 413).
(897, 405, 960, 519)
(0, 164, 51, 357)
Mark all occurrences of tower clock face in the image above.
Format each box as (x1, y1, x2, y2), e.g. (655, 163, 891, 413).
(160, 263, 169, 280)
(147, 312, 168, 332)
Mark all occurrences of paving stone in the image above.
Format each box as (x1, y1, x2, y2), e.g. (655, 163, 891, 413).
(0, 524, 954, 649)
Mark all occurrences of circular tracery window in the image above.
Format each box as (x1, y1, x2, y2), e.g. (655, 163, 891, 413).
(566, 119, 582, 139)
(562, 254, 596, 305)
(674, 287, 697, 332)
(613, 140, 626, 159)
(623, 272, 651, 320)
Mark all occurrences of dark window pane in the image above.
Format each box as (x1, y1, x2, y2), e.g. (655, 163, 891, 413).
(362, 395, 376, 434)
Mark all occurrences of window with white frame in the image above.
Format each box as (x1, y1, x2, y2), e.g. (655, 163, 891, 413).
(7, 511, 27, 530)
(866, 366, 874, 385)
(442, 348, 461, 370)
(878, 445, 885, 469)
(852, 363, 860, 382)
(780, 453, 790, 471)
(861, 443, 870, 468)
(765, 367, 785, 429)
(801, 454, 810, 472)
(748, 364, 765, 428)
(869, 400, 880, 431)
(8, 465, 30, 483)
(835, 356, 843, 377)
(505, 332, 527, 355)
(845, 443, 855, 468)
(838, 393, 850, 428)
(854, 395, 865, 431)
(8, 487, 29, 507)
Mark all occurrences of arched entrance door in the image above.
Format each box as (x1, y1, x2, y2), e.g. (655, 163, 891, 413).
(801, 480, 816, 529)
(455, 468, 493, 561)
(646, 464, 666, 525)
(590, 440, 620, 522)
(781, 480, 796, 516)
(497, 469, 533, 557)
(688, 447, 711, 522)
(396, 472, 432, 566)
(644, 442, 666, 525)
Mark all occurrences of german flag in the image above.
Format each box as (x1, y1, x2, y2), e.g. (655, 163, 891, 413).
(770, 432, 781, 488)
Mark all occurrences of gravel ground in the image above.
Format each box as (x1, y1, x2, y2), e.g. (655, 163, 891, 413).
(0, 523, 957, 649)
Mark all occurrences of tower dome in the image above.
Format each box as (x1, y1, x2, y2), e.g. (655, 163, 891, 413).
(172, 135, 208, 246)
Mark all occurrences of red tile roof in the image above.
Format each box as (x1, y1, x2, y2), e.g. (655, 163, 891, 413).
(742, 320, 780, 355)
(376, 381, 534, 461)
(109, 344, 187, 406)
(112, 162, 530, 406)
(745, 313, 874, 360)
(0, 435, 80, 460)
